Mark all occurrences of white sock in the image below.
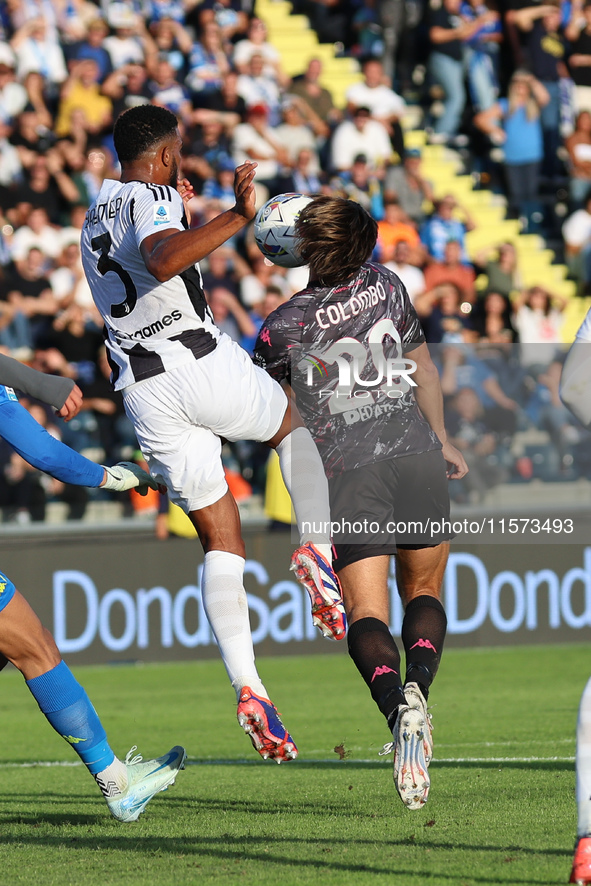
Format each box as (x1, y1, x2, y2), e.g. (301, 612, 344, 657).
(577, 676, 591, 837)
(201, 550, 267, 701)
(275, 427, 332, 560)
(95, 757, 128, 798)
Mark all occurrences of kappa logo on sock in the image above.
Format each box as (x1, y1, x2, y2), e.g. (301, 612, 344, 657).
(410, 639, 437, 653)
(62, 734, 87, 744)
(371, 665, 397, 683)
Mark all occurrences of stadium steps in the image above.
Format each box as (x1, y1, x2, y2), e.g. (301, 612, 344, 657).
(255, 0, 362, 106)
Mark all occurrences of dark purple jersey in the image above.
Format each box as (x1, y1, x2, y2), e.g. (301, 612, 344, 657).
(254, 261, 441, 477)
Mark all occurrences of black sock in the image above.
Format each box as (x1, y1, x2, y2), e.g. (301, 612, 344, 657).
(401, 595, 447, 700)
(347, 617, 406, 727)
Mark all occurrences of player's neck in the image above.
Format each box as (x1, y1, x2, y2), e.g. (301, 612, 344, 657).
(120, 162, 170, 187)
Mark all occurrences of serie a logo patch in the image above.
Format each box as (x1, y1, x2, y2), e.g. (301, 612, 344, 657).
(154, 205, 171, 225)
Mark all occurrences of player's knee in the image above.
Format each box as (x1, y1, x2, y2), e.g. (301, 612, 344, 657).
(9, 626, 61, 678)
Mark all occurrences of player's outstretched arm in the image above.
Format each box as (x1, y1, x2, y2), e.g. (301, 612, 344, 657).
(0, 398, 158, 494)
(140, 161, 258, 282)
(0, 353, 80, 418)
(406, 342, 469, 480)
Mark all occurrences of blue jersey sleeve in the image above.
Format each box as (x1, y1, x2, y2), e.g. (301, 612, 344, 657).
(0, 397, 104, 487)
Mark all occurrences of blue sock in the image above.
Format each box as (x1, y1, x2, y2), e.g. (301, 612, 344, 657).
(26, 660, 115, 775)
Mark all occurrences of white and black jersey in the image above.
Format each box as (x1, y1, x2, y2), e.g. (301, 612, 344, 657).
(80, 178, 219, 390)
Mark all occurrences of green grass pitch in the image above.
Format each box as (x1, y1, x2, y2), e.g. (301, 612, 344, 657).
(0, 644, 585, 886)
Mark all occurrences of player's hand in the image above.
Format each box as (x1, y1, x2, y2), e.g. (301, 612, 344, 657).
(441, 440, 469, 480)
(56, 384, 83, 421)
(100, 461, 159, 495)
(233, 161, 258, 221)
(177, 177, 194, 224)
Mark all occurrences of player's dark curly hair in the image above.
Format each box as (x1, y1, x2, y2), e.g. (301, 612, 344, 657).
(113, 105, 179, 163)
(295, 196, 377, 285)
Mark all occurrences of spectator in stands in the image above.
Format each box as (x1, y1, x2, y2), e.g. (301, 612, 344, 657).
(12, 17, 68, 108)
(148, 17, 192, 78)
(439, 342, 520, 433)
(54, 58, 112, 139)
(474, 70, 549, 229)
(70, 17, 113, 83)
(427, 0, 495, 144)
(420, 194, 476, 263)
(282, 146, 323, 195)
(5, 245, 58, 345)
(182, 117, 233, 200)
(101, 63, 152, 120)
(10, 205, 61, 263)
(383, 239, 427, 305)
(11, 150, 80, 224)
(102, 6, 156, 71)
(201, 245, 249, 301)
(35, 302, 104, 388)
(424, 239, 477, 303)
(236, 53, 282, 126)
(461, 0, 502, 113)
(273, 96, 322, 178)
(383, 148, 433, 224)
(414, 282, 475, 343)
(445, 385, 508, 502)
(77, 345, 138, 465)
(201, 156, 238, 211)
(193, 0, 249, 55)
(240, 252, 291, 305)
(566, 0, 591, 115)
(345, 56, 406, 161)
(474, 241, 521, 298)
(206, 285, 256, 344)
(471, 290, 517, 342)
(288, 57, 342, 129)
(241, 283, 289, 355)
(190, 68, 246, 132)
(330, 105, 393, 173)
(185, 21, 230, 98)
(233, 17, 288, 88)
(231, 103, 289, 198)
(512, 285, 567, 371)
(49, 238, 95, 321)
(524, 358, 581, 472)
(510, 2, 568, 178)
(331, 153, 385, 218)
(566, 110, 591, 208)
(376, 196, 422, 260)
(148, 57, 192, 124)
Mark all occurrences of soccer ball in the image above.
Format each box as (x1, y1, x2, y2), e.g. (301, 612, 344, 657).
(253, 193, 313, 268)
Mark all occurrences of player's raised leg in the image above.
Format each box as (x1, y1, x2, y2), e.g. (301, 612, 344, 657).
(571, 677, 591, 884)
(189, 491, 297, 762)
(0, 586, 185, 821)
(267, 398, 346, 641)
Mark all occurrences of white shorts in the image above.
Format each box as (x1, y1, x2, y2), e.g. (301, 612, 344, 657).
(123, 334, 287, 511)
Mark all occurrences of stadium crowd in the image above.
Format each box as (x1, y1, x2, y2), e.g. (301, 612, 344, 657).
(0, 0, 590, 523)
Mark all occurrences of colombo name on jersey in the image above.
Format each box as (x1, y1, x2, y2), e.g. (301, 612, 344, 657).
(253, 261, 441, 478)
(80, 179, 219, 390)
